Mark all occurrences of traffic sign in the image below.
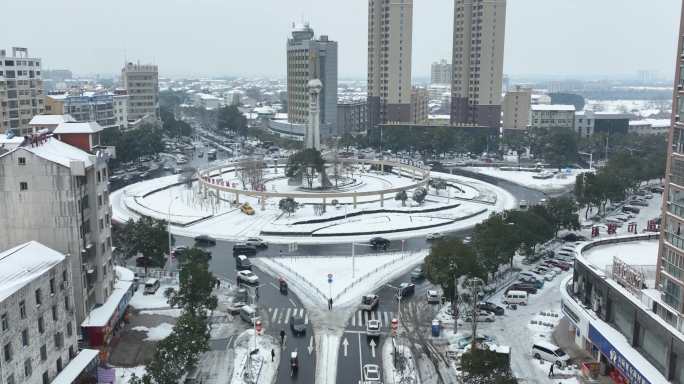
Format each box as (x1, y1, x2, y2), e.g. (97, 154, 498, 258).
(327, 273, 333, 284)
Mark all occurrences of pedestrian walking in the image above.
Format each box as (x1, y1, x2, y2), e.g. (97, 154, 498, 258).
(328, 298, 333, 310)
(280, 329, 285, 346)
(271, 348, 275, 362)
(548, 363, 554, 377)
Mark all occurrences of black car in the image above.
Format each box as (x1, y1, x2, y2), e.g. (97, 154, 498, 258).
(289, 315, 306, 335)
(369, 237, 390, 251)
(477, 301, 505, 316)
(194, 235, 217, 246)
(561, 233, 586, 242)
(233, 243, 257, 256)
(397, 282, 416, 298)
(506, 283, 538, 295)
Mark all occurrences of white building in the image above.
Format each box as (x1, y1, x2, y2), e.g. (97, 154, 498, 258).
(430, 59, 451, 85)
(529, 104, 575, 130)
(27, 114, 75, 135)
(0, 241, 79, 384)
(113, 89, 129, 130)
(0, 135, 114, 325)
(121, 62, 160, 122)
(0, 47, 45, 134)
(629, 119, 670, 135)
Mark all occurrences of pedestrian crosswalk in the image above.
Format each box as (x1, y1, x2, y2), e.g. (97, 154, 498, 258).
(265, 307, 309, 325)
(347, 310, 395, 328)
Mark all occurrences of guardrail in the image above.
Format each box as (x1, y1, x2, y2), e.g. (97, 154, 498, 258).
(267, 257, 329, 303)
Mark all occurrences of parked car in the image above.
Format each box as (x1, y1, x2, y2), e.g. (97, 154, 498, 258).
(289, 315, 306, 335)
(464, 310, 495, 322)
(240, 202, 255, 215)
(233, 243, 257, 256)
(237, 270, 259, 286)
(366, 319, 381, 338)
(531, 341, 570, 368)
(194, 235, 216, 246)
(544, 260, 571, 271)
(628, 199, 648, 207)
(426, 290, 441, 304)
(369, 237, 390, 250)
(506, 283, 538, 295)
(410, 267, 425, 282)
(477, 301, 504, 315)
(426, 232, 445, 241)
(245, 237, 268, 248)
(622, 205, 641, 214)
(363, 364, 381, 382)
(397, 282, 416, 298)
(561, 233, 586, 242)
(650, 186, 664, 193)
(360, 295, 380, 311)
(235, 255, 252, 270)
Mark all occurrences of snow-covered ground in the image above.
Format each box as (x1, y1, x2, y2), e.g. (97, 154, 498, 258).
(230, 330, 279, 384)
(255, 250, 428, 309)
(129, 282, 177, 310)
(383, 339, 420, 384)
(111, 170, 515, 244)
(461, 167, 588, 193)
(132, 322, 174, 341)
(113, 366, 146, 383)
(585, 99, 671, 118)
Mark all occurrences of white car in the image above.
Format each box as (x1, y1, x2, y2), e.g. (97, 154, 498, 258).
(464, 310, 495, 322)
(426, 290, 441, 304)
(362, 364, 381, 381)
(237, 270, 259, 285)
(366, 319, 381, 337)
(426, 232, 445, 241)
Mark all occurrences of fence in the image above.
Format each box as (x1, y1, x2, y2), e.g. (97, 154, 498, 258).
(130, 267, 179, 284)
(267, 258, 329, 303)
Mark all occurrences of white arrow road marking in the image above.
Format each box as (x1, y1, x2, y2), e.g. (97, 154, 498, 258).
(308, 336, 315, 355)
(369, 339, 377, 358)
(342, 338, 349, 357)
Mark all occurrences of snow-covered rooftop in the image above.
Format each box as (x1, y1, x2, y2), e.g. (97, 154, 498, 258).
(51, 349, 100, 384)
(629, 119, 671, 128)
(81, 277, 133, 328)
(0, 134, 25, 150)
(0, 241, 65, 302)
(9, 136, 94, 168)
(54, 121, 103, 134)
(531, 104, 575, 112)
(29, 114, 75, 126)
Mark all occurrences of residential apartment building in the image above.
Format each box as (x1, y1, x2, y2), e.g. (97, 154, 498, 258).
(45, 90, 129, 130)
(368, 0, 413, 124)
(337, 99, 368, 135)
(0, 133, 115, 325)
(660, 0, 684, 335)
(113, 89, 129, 130)
(287, 24, 338, 138)
(0, 47, 44, 134)
(529, 104, 575, 131)
(451, 0, 506, 129)
(575, 111, 630, 138)
(629, 119, 670, 135)
(502, 85, 531, 130)
(0, 241, 79, 384)
(430, 59, 451, 85)
(121, 62, 160, 122)
(410, 87, 429, 124)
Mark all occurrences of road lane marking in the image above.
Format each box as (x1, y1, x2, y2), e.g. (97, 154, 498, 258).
(269, 282, 279, 290)
(271, 308, 278, 322)
(285, 308, 292, 321)
(357, 333, 363, 379)
(304, 313, 309, 325)
(289, 298, 297, 307)
(383, 311, 388, 325)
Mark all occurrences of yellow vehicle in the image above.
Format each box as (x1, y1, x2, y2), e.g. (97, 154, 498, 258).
(240, 202, 255, 215)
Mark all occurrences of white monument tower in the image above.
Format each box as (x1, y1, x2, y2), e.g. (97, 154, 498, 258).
(305, 79, 322, 150)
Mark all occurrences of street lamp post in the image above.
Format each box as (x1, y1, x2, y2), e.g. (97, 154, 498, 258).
(167, 194, 179, 271)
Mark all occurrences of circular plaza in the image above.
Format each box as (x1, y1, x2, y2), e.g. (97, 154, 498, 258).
(110, 158, 517, 244)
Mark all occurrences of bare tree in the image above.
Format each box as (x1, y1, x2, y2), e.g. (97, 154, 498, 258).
(237, 158, 265, 190)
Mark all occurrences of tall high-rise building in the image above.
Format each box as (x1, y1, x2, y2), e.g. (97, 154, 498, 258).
(450, 0, 506, 129)
(431, 59, 452, 85)
(0, 47, 44, 134)
(368, 0, 413, 124)
(287, 23, 338, 138)
(121, 62, 159, 123)
(659, 1, 684, 320)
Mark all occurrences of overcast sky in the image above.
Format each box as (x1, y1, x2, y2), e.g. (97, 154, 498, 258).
(1, 0, 681, 80)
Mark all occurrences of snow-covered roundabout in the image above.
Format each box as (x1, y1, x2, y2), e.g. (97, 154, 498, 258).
(111, 158, 516, 244)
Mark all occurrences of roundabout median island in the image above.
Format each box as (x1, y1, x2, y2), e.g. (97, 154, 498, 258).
(111, 156, 516, 244)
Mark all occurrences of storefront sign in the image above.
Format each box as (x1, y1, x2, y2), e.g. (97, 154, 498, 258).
(612, 257, 645, 296)
(588, 325, 651, 384)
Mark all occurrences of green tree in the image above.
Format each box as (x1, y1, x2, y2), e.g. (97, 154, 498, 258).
(460, 348, 517, 384)
(472, 214, 519, 271)
(165, 248, 217, 315)
(505, 209, 555, 258)
(544, 197, 580, 236)
(286, 149, 325, 188)
(424, 238, 485, 304)
(279, 197, 298, 216)
(115, 217, 169, 272)
(216, 105, 247, 136)
(430, 178, 448, 195)
(535, 128, 578, 169)
(395, 190, 408, 207)
(412, 187, 427, 205)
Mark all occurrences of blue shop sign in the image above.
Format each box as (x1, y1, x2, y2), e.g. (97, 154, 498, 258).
(588, 325, 651, 384)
